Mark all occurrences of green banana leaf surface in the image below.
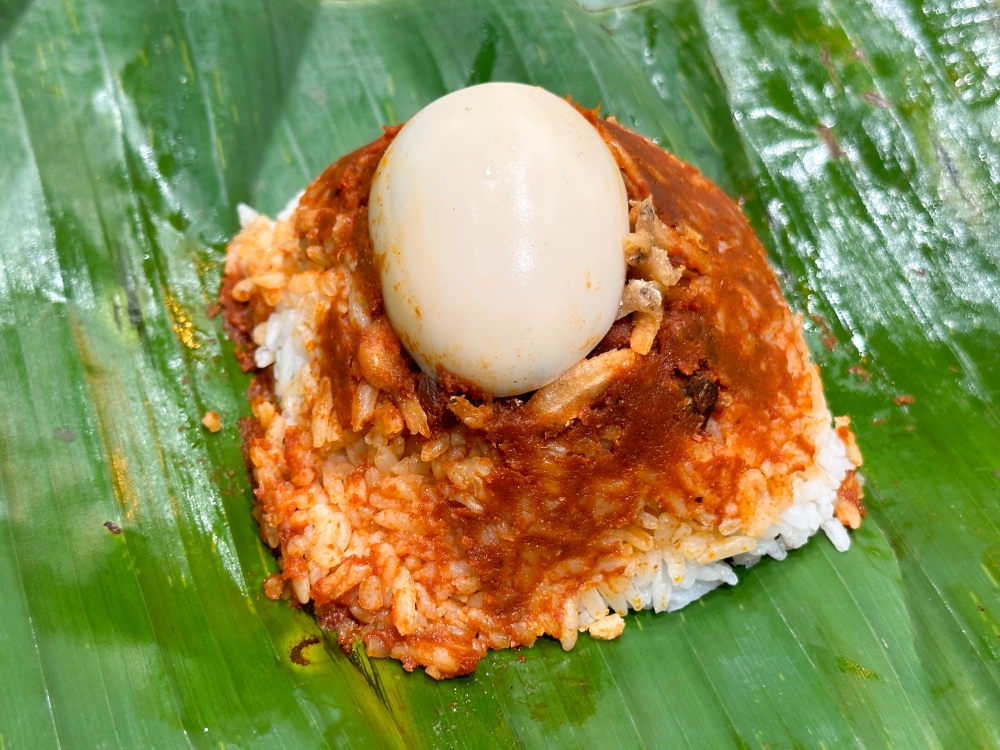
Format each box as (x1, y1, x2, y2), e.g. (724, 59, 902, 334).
(1, 0, 998, 746)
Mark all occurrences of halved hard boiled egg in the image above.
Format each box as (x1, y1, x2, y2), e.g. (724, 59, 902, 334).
(369, 82, 628, 397)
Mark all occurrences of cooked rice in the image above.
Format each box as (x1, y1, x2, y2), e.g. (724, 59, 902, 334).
(224, 186, 863, 677)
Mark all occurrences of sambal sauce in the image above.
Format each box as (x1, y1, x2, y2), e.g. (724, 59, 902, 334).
(220, 104, 861, 679)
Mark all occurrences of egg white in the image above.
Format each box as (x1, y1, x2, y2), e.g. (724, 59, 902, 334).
(369, 82, 628, 397)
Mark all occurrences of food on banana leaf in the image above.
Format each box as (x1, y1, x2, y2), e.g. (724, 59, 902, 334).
(219, 83, 864, 679)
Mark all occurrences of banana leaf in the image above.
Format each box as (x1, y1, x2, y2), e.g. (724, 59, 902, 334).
(1, 0, 998, 746)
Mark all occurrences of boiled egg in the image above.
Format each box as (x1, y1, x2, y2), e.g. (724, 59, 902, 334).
(369, 82, 628, 397)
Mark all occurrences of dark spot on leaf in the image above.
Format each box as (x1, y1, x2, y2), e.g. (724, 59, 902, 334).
(157, 151, 175, 178)
(124, 273, 144, 333)
(837, 657, 879, 680)
(935, 141, 967, 200)
(862, 91, 890, 108)
(168, 211, 190, 232)
(847, 365, 870, 382)
(466, 22, 498, 86)
(103, 521, 122, 535)
(886, 531, 904, 558)
(991, 469, 1000, 479)
(820, 46, 839, 87)
(644, 10, 658, 51)
(816, 125, 844, 159)
(53, 427, 76, 442)
(809, 314, 837, 350)
(290, 636, 321, 666)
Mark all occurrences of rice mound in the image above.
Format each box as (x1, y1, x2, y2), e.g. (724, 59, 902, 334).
(221, 119, 863, 679)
